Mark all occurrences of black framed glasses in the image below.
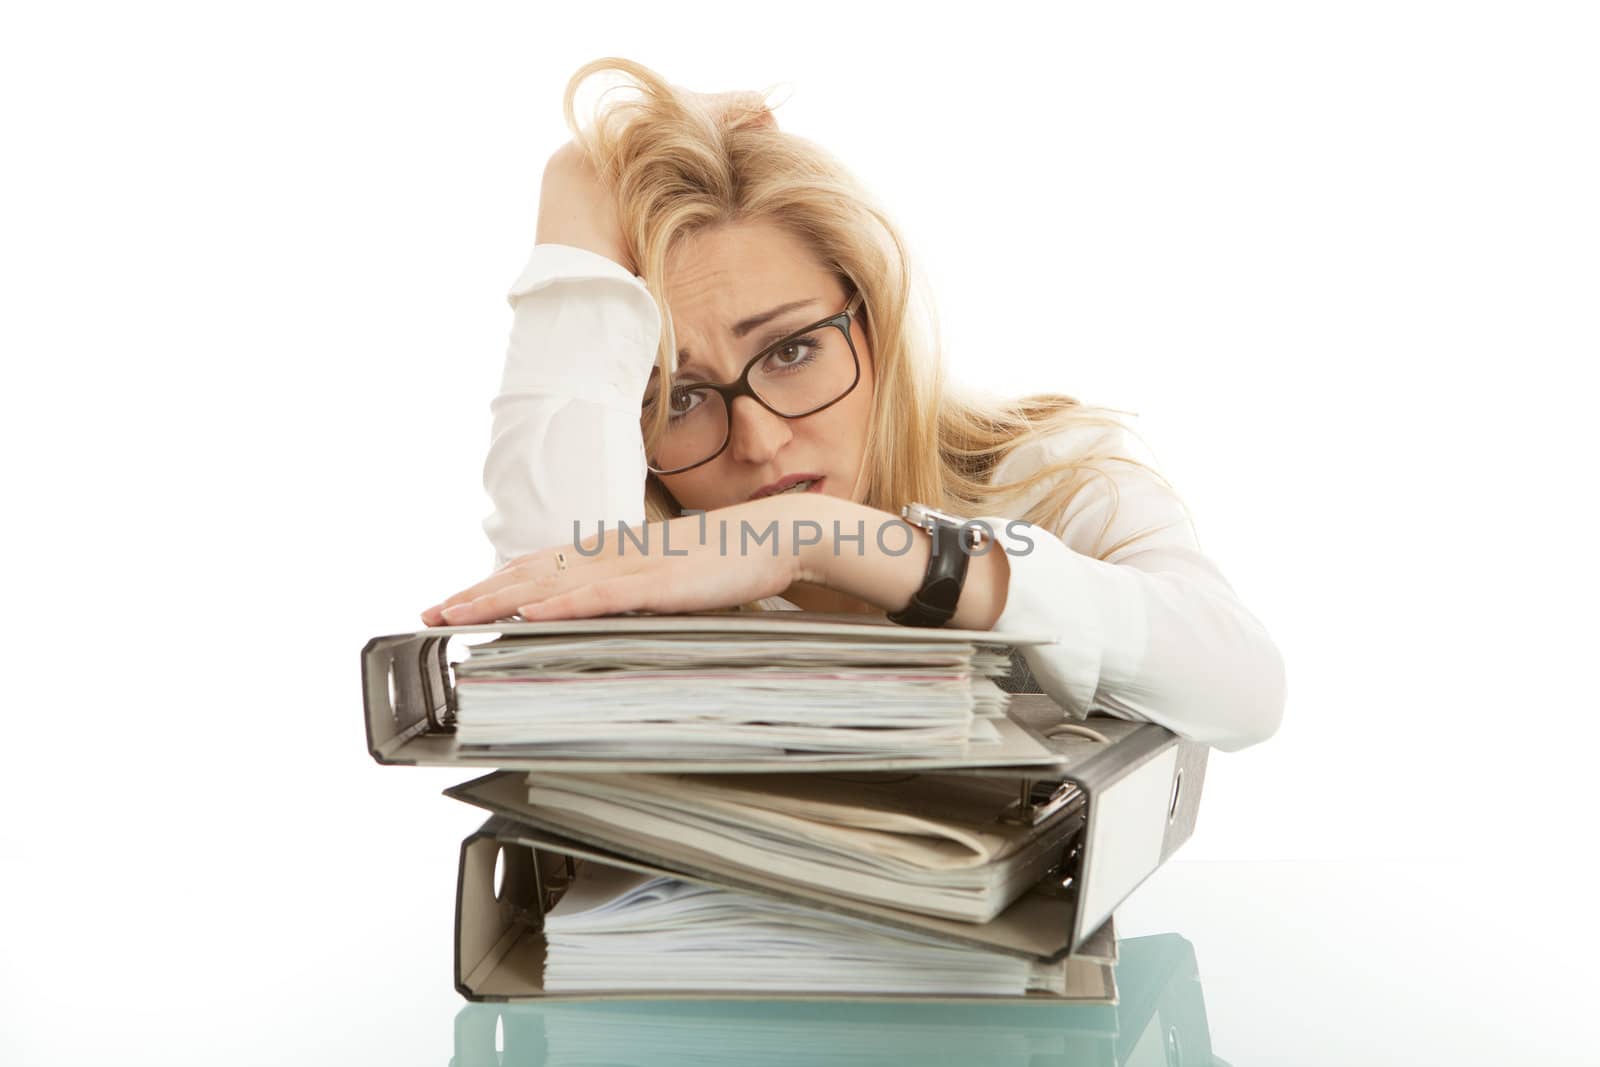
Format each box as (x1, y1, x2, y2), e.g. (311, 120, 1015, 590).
(643, 288, 865, 475)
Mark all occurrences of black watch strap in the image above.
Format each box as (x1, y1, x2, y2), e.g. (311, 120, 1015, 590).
(887, 507, 973, 628)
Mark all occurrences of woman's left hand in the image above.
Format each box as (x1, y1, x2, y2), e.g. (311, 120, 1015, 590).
(420, 497, 811, 626)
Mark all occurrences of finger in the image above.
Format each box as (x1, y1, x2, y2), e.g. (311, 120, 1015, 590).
(425, 528, 614, 625)
(429, 552, 565, 620)
(424, 581, 513, 625)
(441, 550, 617, 624)
(514, 555, 655, 617)
(421, 599, 468, 626)
(439, 573, 564, 625)
(701, 89, 776, 131)
(516, 575, 651, 622)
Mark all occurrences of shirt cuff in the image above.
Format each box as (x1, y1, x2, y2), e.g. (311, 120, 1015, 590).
(500, 243, 663, 410)
(974, 515, 1147, 720)
(505, 242, 647, 304)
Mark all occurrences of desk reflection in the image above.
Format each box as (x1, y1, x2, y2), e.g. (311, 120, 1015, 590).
(450, 934, 1218, 1067)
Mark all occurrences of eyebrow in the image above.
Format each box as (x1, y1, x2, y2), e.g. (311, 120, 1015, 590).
(675, 298, 823, 372)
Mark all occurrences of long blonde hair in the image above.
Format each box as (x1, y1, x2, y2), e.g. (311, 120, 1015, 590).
(560, 58, 1192, 606)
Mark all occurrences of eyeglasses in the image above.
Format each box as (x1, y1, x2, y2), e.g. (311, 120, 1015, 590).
(642, 289, 865, 475)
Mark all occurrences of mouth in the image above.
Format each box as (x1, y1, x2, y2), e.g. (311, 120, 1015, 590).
(750, 474, 825, 501)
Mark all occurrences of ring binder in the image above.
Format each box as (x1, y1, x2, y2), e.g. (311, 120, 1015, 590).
(454, 816, 1123, 1004)
(364, 616, 1096, 778)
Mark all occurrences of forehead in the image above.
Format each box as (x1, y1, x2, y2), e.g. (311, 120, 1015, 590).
(664, 221, 835, 350)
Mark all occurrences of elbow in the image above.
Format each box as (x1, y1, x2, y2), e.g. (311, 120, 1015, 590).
(1155, 572, 1288, 753)
(1089, 628, 1287, 754)
(1205, 630, 1287, 753)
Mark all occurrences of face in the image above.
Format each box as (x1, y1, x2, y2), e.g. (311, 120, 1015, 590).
(650, 219, 875, 512)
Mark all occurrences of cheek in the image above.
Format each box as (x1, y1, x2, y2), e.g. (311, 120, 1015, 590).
(802, 386, 874, 472)
(841, 369, 875, 440)
(659, 471, 702, 505)
(802, 391, 870, 448)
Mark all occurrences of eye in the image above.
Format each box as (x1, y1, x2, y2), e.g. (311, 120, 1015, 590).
(762, 336, 820, 372)
(667, 386, 707, 419)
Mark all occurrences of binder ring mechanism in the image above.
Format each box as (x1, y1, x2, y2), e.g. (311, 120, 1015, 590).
(1001, 778, 1081, 827)
(999, 778, 1086, 902)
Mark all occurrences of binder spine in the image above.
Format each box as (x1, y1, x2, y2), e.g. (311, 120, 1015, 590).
(1069, 730, 1208, 945)
(455, 818, 543, 1002)
(1161, 740, 1209, 863)
(362, 633, 456, 763)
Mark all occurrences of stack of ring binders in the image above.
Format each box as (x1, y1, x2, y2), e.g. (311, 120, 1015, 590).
(362, 611, 1209, 1004)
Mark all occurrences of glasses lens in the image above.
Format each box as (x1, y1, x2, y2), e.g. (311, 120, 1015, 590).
(644, 322, 857, 472)
(648, 385, 730, 473)
(750, 323, 857, 416)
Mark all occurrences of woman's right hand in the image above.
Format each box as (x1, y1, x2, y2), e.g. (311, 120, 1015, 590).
(536, 91, 775, 277)
(536, 141, 635, 274)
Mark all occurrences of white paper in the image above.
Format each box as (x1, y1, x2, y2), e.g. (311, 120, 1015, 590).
(543, 860, 1067, 996)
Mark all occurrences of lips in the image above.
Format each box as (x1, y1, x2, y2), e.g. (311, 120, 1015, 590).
(750, 474, 825, 501)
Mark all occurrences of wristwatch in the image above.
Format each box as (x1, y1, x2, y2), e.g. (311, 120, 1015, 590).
(886, 502, 991, 628)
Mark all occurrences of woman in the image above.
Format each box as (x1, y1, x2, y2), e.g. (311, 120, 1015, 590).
(421, 58, 1285, 752)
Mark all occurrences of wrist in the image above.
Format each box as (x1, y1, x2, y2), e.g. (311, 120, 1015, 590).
(885, 506, 1012, 631)
(884, 506, 988, 630)
(948, 537, 1010, 630)
(781, 496, 932, 617)
(759, 492, 853, 587)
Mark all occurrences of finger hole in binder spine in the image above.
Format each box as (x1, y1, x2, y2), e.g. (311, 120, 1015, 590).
(1045, 723, 1111, 744)
(386, 665, 400, 725)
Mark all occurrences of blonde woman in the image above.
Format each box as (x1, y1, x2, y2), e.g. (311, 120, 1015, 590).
(421, 58, 1285, 752)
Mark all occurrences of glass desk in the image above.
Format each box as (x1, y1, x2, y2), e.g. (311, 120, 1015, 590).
(453, 857, 1598, 1066)
(5, 858, 1591, 1065)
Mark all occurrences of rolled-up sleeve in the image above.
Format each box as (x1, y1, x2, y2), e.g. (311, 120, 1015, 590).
(481, 243, 662, 570)
(972, 426, 1286, 752)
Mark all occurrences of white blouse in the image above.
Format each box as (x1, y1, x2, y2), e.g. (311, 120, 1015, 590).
(479, 242, 1286, 752)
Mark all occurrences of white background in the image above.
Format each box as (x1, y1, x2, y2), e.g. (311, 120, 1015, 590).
(2, 2, 1595, 1063)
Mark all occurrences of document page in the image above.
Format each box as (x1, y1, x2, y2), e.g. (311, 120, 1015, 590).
(543, 860, 1068, 996)
(451, 632, 1015, 757)
(523, 770, 1081, 922)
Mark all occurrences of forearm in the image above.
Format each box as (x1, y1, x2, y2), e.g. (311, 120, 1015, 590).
(481, 242, 661, 569)
(789, 497, 1011, 631)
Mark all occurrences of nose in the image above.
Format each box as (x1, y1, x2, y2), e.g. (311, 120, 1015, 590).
(725, 394, 792, 465)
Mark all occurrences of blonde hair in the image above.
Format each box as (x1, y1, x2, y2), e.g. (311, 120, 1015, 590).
(560, 58, 1192, 608)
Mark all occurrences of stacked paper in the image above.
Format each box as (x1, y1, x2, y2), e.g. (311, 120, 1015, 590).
(451, 634, 1014, 757)
(544, 860, 1069, 996)
(518, 770, 1077, 922)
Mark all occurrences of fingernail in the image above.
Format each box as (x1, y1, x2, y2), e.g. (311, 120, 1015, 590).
(441, 604, 470, 621)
